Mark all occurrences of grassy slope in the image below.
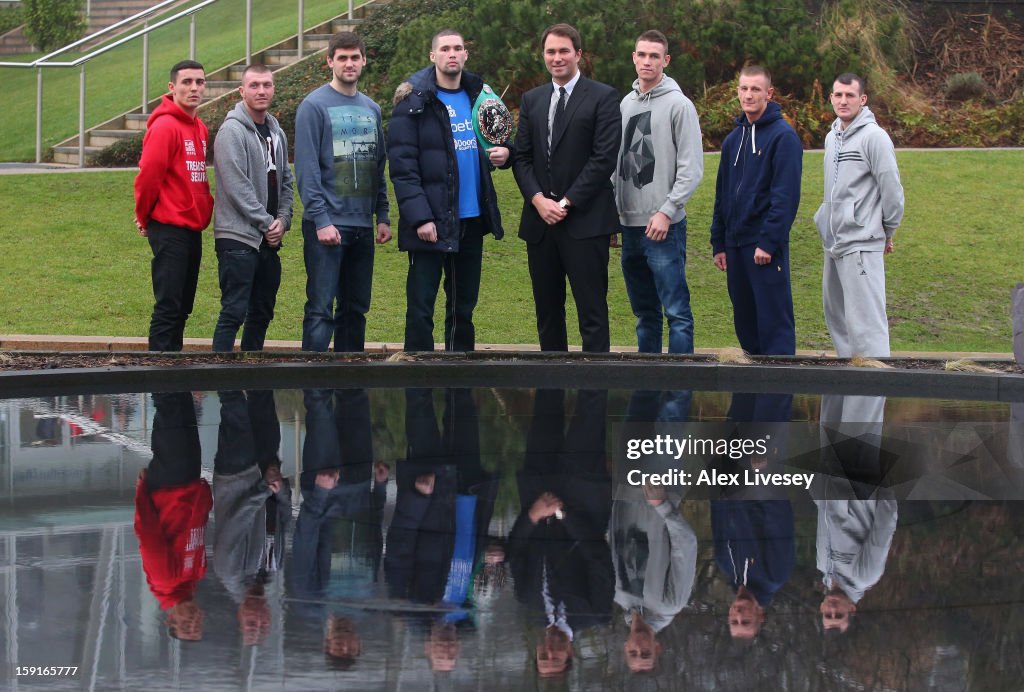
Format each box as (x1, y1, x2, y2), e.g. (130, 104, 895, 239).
(0, 0, 348, 162)
(0, 150, 1018, 352)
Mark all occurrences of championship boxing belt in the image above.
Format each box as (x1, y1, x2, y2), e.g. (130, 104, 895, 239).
(471, 84, 513, 151)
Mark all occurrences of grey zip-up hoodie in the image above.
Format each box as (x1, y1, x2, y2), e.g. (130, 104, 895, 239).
(814, 106, 903, 258)
(213, 102, 294, 248)
(615, 75, 704, 226)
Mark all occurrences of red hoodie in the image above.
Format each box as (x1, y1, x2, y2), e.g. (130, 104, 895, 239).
(134, 475, 213, 610)
(134, 93, 214, 232)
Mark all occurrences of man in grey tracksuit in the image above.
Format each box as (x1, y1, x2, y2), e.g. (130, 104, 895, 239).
(212, 64, 294, 352)
(614, 30, 703, 354)
(814, 73, 904, 358)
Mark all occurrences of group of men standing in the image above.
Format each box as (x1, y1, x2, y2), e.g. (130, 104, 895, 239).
(133, 24, 904, 359)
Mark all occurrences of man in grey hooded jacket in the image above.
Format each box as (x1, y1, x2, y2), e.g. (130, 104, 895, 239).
(615, 30, 704, 354)
(212, 64, 294, 352)
(814, 73, 904, 358)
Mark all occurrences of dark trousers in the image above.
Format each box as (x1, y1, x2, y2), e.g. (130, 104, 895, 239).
(725, 244, 795, 356)
(526, 230, 610, 352)
(212, 243, 282, 352)
(213, 390, 281, 476)
(404, 218, 484, 352)
(147, 222, 202, 352)
(146, 392, 201, 490)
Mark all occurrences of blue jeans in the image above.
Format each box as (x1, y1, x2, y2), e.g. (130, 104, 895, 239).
(301, 220, 375, 352)
(620, 219, 693, 353)
(212, 243, 281, 352)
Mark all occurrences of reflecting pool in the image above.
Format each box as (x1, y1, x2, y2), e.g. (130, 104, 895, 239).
(1, 388, 1022, 690)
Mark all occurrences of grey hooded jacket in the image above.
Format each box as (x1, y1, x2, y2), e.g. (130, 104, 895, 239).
(814, 106, 904, 258)
(615, 75, 703, 227)
(213, 102, 294, 248)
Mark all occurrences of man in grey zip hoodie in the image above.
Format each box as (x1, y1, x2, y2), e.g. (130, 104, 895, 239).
(615, 30, 704, 353)
(212, 64, 294, 352)
(814, 73, 904, 358)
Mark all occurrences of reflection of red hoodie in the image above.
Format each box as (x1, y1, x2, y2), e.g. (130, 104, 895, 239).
(134, 476, 213, 610)
(134, 93, 213, 232)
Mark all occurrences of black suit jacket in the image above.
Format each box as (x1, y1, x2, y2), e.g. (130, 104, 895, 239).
(514, 76, 621, 241)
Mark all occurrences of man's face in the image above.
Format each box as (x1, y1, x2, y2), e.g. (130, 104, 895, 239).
(324, 616, 362, 658)
(728, 591, 765, 639)
(535, 627, 572, 676)
(239, 70, 274, 115)
(820, 592, 857, 633)
(624, 617, 662, 673)
(830, 79, 867, 126)
(543, 33, 581, 84)
(632, 40, 669, 89)
(737, 73, 773, 123)
(169, 68, 206, 114)
(328, 47, 366, 85)
(430, 34, 468, 77)
(167, 600, 205, 641)
(425, 622, 459, 672)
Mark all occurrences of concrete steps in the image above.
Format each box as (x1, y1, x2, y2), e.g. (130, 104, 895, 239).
(52, 3, 382, 165)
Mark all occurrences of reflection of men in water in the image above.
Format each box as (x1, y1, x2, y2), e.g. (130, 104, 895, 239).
(508, 389, 614, 677)
(295, 32, 391, 352)
(711, 393, 795, 640)
(134, 392, 212, 641)
(290, 388, 388, 668)
(211, 390, 291, 646)
(615, 389, 697, 672)
(385, 388, 501, 672)
(814, 395, 897, 633)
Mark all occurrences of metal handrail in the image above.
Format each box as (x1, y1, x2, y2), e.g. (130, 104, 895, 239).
(0, 0, 360, 165)
(0, 0, 188, 68)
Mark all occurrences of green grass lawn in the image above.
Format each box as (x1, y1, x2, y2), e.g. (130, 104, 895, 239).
(0, 0, 353, 162)
(0, 150, 1018, 352)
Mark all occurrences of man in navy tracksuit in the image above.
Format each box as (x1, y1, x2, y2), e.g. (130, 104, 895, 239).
(710, 66, 802, 355)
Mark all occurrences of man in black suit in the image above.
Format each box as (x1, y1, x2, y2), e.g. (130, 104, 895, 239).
(513, 23, 622, 352)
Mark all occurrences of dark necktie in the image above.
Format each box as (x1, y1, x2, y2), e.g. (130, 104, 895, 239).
(552, 86, 567, 140)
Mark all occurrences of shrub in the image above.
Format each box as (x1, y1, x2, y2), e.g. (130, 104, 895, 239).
(22, 0, 85, 52)
(0, 6, 24, 36)
(92, 133, 142, 167)
(944, 72, 989, 103)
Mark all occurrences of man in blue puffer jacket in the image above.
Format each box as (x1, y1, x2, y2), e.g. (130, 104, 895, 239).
(710, 66, 803, 355)
(388, 29, 511, 352)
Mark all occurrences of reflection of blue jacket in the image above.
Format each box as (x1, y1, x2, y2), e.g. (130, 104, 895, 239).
(388, 67, 507, 253)
(711, 500, 795, 607)
(710, 101, 802, 256)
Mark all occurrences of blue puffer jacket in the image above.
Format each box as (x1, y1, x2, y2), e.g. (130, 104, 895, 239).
(388, 67, 507, 253)
(710, 101, 802, 256)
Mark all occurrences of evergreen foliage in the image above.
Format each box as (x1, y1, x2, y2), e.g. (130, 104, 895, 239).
(22, 0, 85, 52)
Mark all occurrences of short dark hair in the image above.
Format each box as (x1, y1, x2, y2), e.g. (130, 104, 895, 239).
(541, 23, 581, 52)
(431, 28, 464, 50)
(739, 64, 772, 86)
(170, 60, 204, 83)
(835, 72, 866, 95)
(328, 31, 364, 60)
(241, 63, 272, 82)
(636, 29, 668, 53)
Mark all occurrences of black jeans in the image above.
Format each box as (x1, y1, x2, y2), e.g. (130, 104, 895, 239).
(404, 218, 484, 352)
(147, 221, 202, 352)
(212, 242, 282, 352)
(146, 391, 201, 490)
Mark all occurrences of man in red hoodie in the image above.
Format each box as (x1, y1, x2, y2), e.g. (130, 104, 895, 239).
(134, 392, 213, 641)
(135, 60, 214, 351)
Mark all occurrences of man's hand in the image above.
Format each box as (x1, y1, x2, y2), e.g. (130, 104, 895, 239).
(415, 473, 436, 496)
(643, 483, 667, 507)
(317, 224, 341, 246)
(373, 461, 391, 485)
(265, 219, 285, 247)
(884, 238, 894, 254)
(376, 223, 392, 244)
(609, 233, 620, 248)
(134, 218, 148, 238)
(416, 221, 438, 243)
(263, 464, 283, 494)
(532, 194, 567, 225)
(645, 211, 671, 242)
(714, 252, 727, 271)
(488, 146, 510, 168)
(753, 247, 773, 265)
(528, 491, 563, 523)
(315, 469, 339, 490)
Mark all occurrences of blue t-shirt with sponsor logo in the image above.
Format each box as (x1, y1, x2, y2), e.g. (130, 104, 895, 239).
(436, 87, 481, 219)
